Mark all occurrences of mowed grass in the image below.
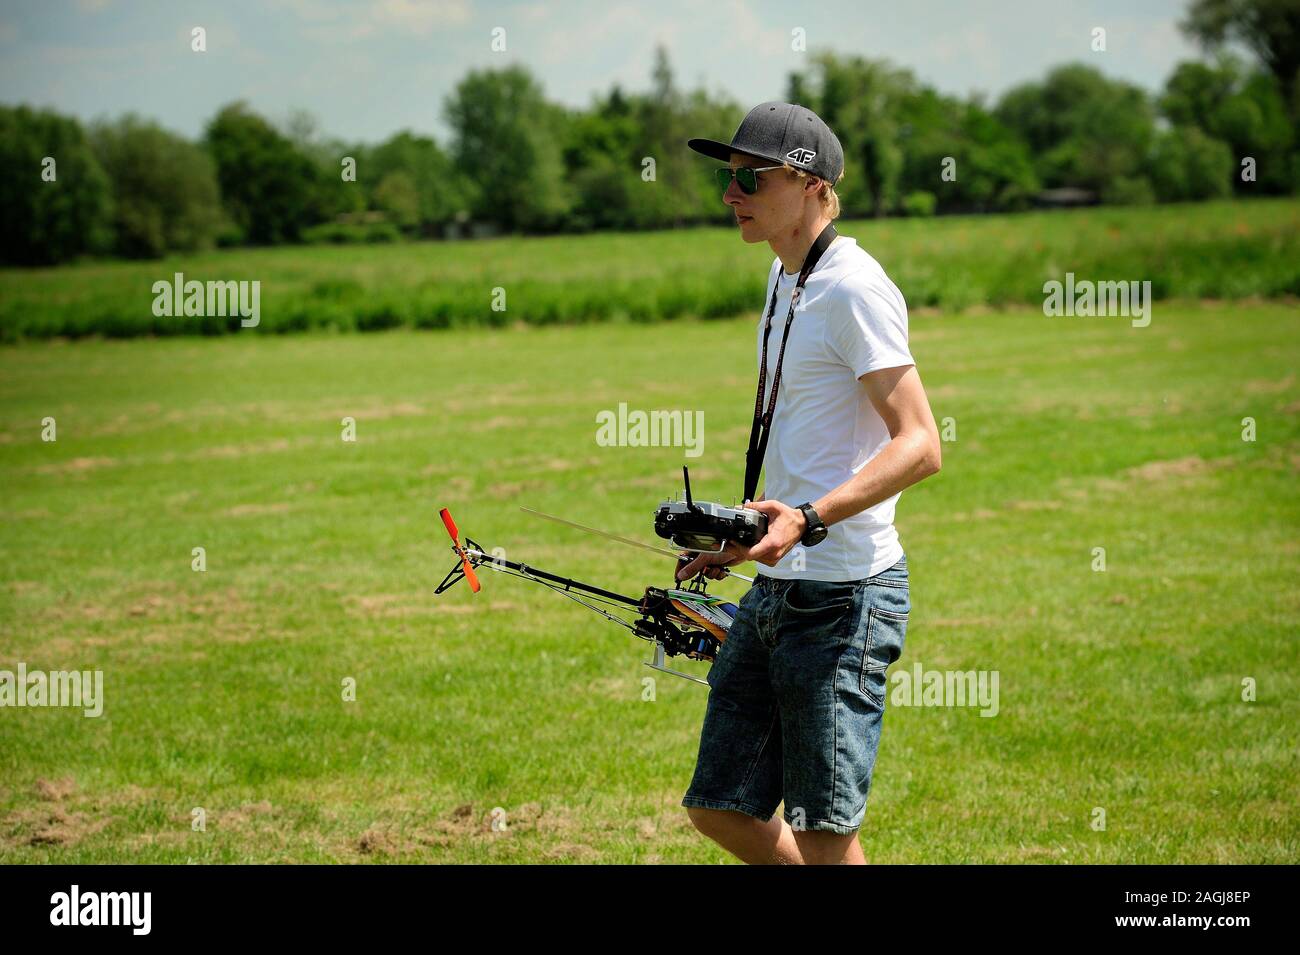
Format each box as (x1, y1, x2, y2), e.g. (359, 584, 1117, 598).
(0, 300, 1297, 863)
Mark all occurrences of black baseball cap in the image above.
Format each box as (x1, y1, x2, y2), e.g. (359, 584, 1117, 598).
(688, 101, 844, 185)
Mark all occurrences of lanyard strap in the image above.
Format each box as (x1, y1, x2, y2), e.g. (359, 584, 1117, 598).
(742, 222, 838, 504)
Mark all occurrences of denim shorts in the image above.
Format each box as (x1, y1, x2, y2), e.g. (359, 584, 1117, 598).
(681, 555, 909, 835)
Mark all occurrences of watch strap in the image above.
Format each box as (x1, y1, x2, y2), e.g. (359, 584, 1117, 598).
(797, 502, 826, 545)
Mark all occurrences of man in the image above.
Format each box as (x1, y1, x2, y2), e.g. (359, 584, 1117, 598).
(677, 102, 942, 865)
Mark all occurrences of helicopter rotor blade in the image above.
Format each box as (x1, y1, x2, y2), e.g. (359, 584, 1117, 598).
(519, 506, 680, 558)
(518, 506, 752, 583)
(439, 507, 480, 593)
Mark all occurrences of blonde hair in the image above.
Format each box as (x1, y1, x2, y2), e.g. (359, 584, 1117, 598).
(783, 163, 844, 220)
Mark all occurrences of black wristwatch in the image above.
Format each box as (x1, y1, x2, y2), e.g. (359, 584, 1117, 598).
(796, 502, 828, 547)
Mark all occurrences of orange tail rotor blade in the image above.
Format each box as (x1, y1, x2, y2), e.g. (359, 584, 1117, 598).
(440, 507, 481, 594)
(440, 507, 460, 543)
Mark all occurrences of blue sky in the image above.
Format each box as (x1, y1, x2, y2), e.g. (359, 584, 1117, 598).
(0, 0, 1208, 144)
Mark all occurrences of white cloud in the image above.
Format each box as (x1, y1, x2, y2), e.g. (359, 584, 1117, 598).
(512, 1, 550, 24)
(269, 0, 471, 37)
(372, 0, 472, 34)
(718, 0, 792, 61)
(534, 3, 647, 65)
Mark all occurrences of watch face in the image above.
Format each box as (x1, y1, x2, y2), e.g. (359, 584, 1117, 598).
(800, 506, 828, 546)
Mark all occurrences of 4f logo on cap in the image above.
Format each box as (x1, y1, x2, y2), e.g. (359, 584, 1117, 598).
(785, 147, 816, 166)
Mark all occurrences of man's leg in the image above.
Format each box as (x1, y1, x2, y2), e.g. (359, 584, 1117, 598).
(792, 829, 866, 865)
(681, 580, 788, 862)
(687, 807, 804, 865)
(770, 571, 909, 863)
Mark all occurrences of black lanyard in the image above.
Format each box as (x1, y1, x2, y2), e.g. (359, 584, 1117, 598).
(742, 222, 838, 504)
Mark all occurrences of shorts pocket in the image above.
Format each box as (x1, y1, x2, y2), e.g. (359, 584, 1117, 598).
(781, 579, 856, 618)
(860, 607, 908, 707)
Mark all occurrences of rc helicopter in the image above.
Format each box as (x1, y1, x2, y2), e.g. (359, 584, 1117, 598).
(435, 470, 758, 686)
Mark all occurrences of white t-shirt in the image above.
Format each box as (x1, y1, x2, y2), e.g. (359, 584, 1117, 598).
(754, 235, 915, 581)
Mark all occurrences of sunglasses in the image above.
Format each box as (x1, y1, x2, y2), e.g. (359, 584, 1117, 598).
(716, 164, 783, 195)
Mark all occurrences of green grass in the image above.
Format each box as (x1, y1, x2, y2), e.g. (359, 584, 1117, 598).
(1, 198, 1298, 339)
(0, 298, 1296, 863)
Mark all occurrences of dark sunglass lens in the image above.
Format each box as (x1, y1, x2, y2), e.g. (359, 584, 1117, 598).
(715, 168, 733, 192)
(736, 168, 758, 193)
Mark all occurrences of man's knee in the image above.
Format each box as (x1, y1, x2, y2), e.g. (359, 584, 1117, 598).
(791, 828, 863, 865)
(687, 806, 758, 837)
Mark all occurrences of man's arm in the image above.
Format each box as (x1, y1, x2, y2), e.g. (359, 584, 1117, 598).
(731, 364, 940, 569)
(811, 363, 941, 528)
(675, 367, 940, 578)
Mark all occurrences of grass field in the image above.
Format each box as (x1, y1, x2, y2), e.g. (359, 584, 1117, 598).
(1, 294, 1296, 863)
(1, 198, 1298, 339)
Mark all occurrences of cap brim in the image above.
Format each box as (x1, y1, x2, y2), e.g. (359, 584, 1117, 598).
(687, 138, 775, 164)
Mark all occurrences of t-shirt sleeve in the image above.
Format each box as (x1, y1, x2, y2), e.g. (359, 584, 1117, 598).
(825, 272, 915, 379)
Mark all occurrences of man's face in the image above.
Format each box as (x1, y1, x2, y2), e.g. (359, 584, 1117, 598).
(724, 151, 812, 242)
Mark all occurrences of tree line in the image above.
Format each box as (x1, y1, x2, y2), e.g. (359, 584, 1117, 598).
(2, 0, 1296, 266)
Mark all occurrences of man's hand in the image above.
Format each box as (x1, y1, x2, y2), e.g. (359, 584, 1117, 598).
(675, 543, 748, 581)
(673, 499, 808, 581)
(740, 499, 807, 567)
